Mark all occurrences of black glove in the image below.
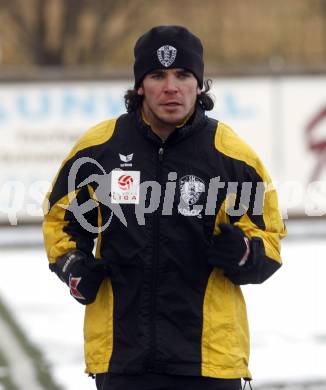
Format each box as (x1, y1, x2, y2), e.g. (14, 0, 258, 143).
(50, 250, 107, 305)
(207, 223, 250, 274)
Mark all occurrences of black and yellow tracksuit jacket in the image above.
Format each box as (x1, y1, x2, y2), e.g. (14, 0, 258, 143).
(43, 106, 286, 379)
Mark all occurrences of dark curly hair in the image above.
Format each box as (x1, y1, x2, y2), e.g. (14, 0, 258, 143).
(124, 79, 214, 113)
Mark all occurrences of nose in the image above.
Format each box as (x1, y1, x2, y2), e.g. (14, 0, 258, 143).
(163, 74, 178, 93)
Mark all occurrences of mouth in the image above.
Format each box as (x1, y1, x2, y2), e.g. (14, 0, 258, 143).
(162, 102, 182, 107)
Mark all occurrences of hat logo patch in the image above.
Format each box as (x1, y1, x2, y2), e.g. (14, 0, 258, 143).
(157, 45, 177, 67)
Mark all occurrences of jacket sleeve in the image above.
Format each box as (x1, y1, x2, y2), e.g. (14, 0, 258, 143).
(224, 183, 287, 285)
(43, 120, 116, 264)
(214, 122, 287, 285)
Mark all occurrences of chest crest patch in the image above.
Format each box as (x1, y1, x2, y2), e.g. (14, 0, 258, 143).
(179, 175, 205, 206)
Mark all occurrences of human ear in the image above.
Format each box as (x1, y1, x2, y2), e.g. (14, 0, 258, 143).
(197, 86, 201, 95)
(137, 87, 144, 96)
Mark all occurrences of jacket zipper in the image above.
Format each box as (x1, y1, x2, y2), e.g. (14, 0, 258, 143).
(147, 143, 164, 370)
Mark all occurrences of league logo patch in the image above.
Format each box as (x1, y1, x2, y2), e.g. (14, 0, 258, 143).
(118, 175, 134, 190)
(111, 170, 140, 204)
(157, 45, 177, 67)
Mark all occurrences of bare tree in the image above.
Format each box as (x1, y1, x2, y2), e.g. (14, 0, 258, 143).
(0, 0, 146, 66)
(319, 0, 326, 60)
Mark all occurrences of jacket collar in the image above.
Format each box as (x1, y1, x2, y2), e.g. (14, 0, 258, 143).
(134, 105, 208, 145)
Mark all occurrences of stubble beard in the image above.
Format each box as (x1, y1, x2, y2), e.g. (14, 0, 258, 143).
(145, 103, 195, 130)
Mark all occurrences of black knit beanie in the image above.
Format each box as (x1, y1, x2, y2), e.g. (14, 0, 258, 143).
(134, 25, 204, 89)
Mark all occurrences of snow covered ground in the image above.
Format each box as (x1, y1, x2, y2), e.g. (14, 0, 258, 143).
(0, 222, 325, 389)
(244, 239, 326, 385)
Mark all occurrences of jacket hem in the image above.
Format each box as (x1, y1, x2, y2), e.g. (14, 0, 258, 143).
(85, 361, 110, 374)
(85, 361, 251, 379)
(201, 363, 251, 380)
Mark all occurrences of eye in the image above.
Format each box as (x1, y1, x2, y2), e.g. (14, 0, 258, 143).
(177, 71, 192, 80)
(149, 72, 164, 80)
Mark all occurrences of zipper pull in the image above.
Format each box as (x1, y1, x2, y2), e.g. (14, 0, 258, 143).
(158, 146, 164, 161)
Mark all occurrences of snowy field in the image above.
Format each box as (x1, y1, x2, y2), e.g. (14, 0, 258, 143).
(0, 221, 326, 390)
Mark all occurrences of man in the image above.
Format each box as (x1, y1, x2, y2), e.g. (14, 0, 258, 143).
(43, 26, 287, 390)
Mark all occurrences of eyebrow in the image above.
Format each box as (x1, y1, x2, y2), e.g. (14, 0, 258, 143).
(175, 69, 191, 74)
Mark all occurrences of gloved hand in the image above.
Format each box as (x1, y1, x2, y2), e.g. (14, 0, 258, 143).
(49, 250, 107, 305)
(207, 223, 250, 273)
